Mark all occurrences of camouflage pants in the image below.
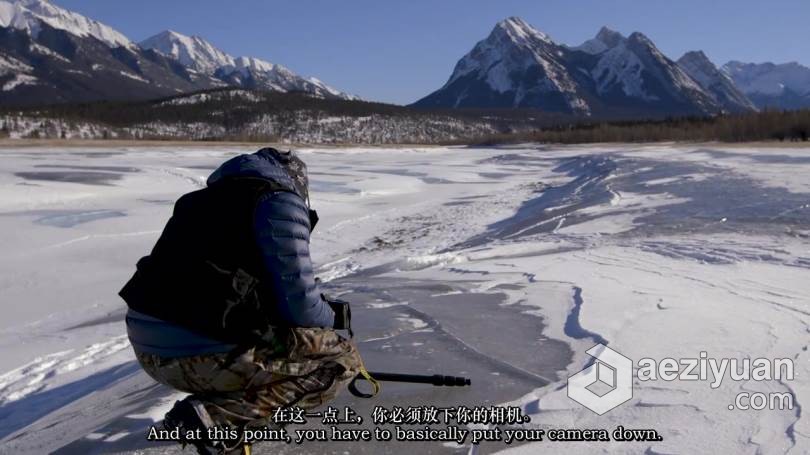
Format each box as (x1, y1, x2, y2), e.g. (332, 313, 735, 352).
(136, 328, 361, 428)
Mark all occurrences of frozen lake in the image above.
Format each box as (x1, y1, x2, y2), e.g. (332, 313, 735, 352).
(0, 144, 808, 454)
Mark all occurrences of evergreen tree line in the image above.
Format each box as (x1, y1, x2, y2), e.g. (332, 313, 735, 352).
(477, 109, 810, 145)
(1, 88, 808, 144)
(0, 88, 573, 137)
(0, 88, 538, 128)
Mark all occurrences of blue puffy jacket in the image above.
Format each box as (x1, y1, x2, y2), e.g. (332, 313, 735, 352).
(127, 149, 334, 357)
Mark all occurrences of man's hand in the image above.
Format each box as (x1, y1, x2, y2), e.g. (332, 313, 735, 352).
(322, 294, 351, 331)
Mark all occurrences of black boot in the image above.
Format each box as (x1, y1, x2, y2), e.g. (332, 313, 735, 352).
(163, 398, 246, 455)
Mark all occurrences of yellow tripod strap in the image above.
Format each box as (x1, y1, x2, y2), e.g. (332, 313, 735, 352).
(357, 363, 381, 397)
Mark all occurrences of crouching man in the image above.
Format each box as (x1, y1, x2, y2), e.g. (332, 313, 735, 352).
(119, 148, 361, 454)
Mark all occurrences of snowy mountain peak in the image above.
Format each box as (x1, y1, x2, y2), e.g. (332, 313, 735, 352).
(415, 18, 728, 116)
(0, 0, 354, 103)
(677, 51, 756, 113)
(416, 17, 591, 114)
(679, 50, 711, 65)
(140, 29, 234, 73)
(613, 33, 711, 102)
(232, 55, 279, 74)
(574, 26, 625, 54)
(416, 17, 727, 116)
(138, 29, 353, 100)
(493, 16, 552, 44)
(722, 60, 810, 96)
(222, 56, 354, 99)
(627, 31, 657, 50)
(595, 26, 625, 47)
(0, 0, 132, 48)
(677, 51, 720, 84)
(720, 60, 810, 109)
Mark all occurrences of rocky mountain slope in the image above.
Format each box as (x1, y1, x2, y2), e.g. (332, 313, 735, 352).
(676, 51, 757, 113)
(722, 60, 810, 110)
(413, 19, 727, 118)
(139, 30, 353, 100)
(0, 0, 350, 105)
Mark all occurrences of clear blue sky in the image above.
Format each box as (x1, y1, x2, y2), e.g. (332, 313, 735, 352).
(58, 0, 810, 105)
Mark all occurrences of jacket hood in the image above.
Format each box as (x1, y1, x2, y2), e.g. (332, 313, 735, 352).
(207, 148, 309, 200)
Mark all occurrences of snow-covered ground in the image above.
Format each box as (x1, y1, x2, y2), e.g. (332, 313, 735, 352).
(0, 143, 808, 454)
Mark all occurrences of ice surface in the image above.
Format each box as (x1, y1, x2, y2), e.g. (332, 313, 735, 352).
(0, 144, 808, 454)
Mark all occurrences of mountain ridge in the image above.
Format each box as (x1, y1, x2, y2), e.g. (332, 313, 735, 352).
(0, 0, 132, 48)
(0, 0, 351, 105)
(0, 4, 807, 116)
(676, 51, 756, 113)
(722, 60, 810, 110)
(414, 17, 594, 114)
(413, 18, 729, 118)
(139, 29, 354, 100)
